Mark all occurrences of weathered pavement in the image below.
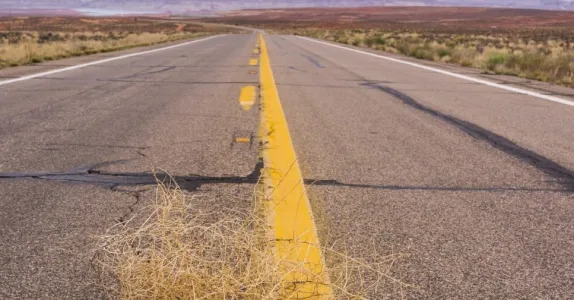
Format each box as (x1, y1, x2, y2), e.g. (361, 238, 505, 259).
(1, 32, 574, 299)
(266, 35, 574, 299)
(0, 34, 261, 299)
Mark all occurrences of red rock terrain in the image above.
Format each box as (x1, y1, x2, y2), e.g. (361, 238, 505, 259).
(218, 6, 574, 29)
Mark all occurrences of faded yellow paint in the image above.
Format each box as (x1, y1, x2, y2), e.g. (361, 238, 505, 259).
(258, 33, 333, 299)
(239, 85, 256, 111)
(249, 58, 258, 66)
(235, 137, 251, 143)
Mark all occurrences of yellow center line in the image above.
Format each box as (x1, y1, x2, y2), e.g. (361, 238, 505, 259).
(258, 34, 333, 299)
(249, 58, 259, 66)
(239, 85, 256, 111)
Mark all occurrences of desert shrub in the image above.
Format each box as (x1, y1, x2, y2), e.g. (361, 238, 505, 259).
(445, 41, 457, 48)
(485, 52, 510, 71)
(335, 35, 349, 44)
(410, 46, 435, 60)
(394, 40, 412, 55)
(520, 52, 546, 72)
(364, 37, 375, 47)
(502, 53, 522, 70)
(286, 26, 574, 87)
(437, 48, 451, 58)
(0, 31, 207, 68)
(549, 55, 574, 77)
(374, 35, 386, 45)
(451, 48, 478, 67)
(38, 32, 64, 44)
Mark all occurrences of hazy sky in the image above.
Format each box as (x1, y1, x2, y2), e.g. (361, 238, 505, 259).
(0, 0, 571, 11)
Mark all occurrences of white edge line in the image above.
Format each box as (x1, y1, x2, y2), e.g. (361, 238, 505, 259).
(298, 36, 574, 108)
(0, 35, 224, 87)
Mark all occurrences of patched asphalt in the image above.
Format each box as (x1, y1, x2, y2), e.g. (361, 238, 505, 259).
(0, 34, 261, 299)
(267, 35, 574, 299)
(2, 32, 574, 299)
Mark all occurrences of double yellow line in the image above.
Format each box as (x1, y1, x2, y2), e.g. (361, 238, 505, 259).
(257, 34, 333, 299)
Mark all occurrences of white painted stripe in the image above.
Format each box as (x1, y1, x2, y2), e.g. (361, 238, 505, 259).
(298, 36, 574, 107)
(0, 35, 223, 87)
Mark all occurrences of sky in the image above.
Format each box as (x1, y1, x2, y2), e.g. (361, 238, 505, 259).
(0, 0, 572, 13)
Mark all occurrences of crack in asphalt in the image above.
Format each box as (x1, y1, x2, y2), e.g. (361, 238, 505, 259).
(0, 159, 264, 192)
(88, 65, 247, 69)
(362, 81, 574, 190)
(305, 179, 573, 193)
(110, 185, 146, 224)
(95, 79, 258, 85)
(116, 66, 177, 80)
(1, 160, 567, 194)
(0, 157, 262, 225)
(44, 143, 150, 150)
(136, 150, 147, 158)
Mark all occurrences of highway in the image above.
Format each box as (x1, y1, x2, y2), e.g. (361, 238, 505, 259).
(1, 32, 574, 299)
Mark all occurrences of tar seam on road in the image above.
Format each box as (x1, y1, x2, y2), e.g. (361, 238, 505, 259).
(362, 81, 574, 190)
(305, 179, 572, 193)
(116, 65, 177, 79)
(258, 34, 334, 299)
(0, 159, 264, 192)
(0, 35, 223, 87)
(298, 36, 574, 107)
(301, 54, 325, 68)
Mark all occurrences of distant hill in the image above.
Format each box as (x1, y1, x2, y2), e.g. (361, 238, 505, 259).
(0, 0, 572, 15)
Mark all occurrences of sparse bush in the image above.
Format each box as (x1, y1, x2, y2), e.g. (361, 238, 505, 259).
(445, 41, 457, 48)
(0, 18, 240, 69)
(335, 35, 349, 44)
(437, 48, 451, 58)
(451, 48, 478, 67)
(290, 27, 574, 86)
(364, 37, 375, 47)
(394, 40, 412, 55)
(520, 52, 546, 72)
(485, 52, 509, 71)
(0, 32, 208, 68)
(374, 36, 386, 45)
(410, 46, 435, 60)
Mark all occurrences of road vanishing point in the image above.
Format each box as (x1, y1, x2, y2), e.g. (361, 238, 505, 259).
(1, 32, 574, 299)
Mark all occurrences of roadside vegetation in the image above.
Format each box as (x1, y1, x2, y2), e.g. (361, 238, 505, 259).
(292, 28, 574, 86)
(209, 7, 574, 87)
(93, 180, 409, 299)
(0, 17, 236, 68)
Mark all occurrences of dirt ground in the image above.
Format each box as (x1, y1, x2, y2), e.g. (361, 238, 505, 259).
(212, 6, 574, 36)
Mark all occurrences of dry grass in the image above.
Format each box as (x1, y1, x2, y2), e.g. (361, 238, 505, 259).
(211, 5, 574, 87)
(291, 28, 574, 87)
(0, 32, 206, 68)
(0, 17, 218, 34)
(0, 17, 242, 68)
(92, 178, 410, 299)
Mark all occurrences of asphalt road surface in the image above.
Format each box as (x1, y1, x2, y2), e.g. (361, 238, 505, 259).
(1, 33, 574, 299)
